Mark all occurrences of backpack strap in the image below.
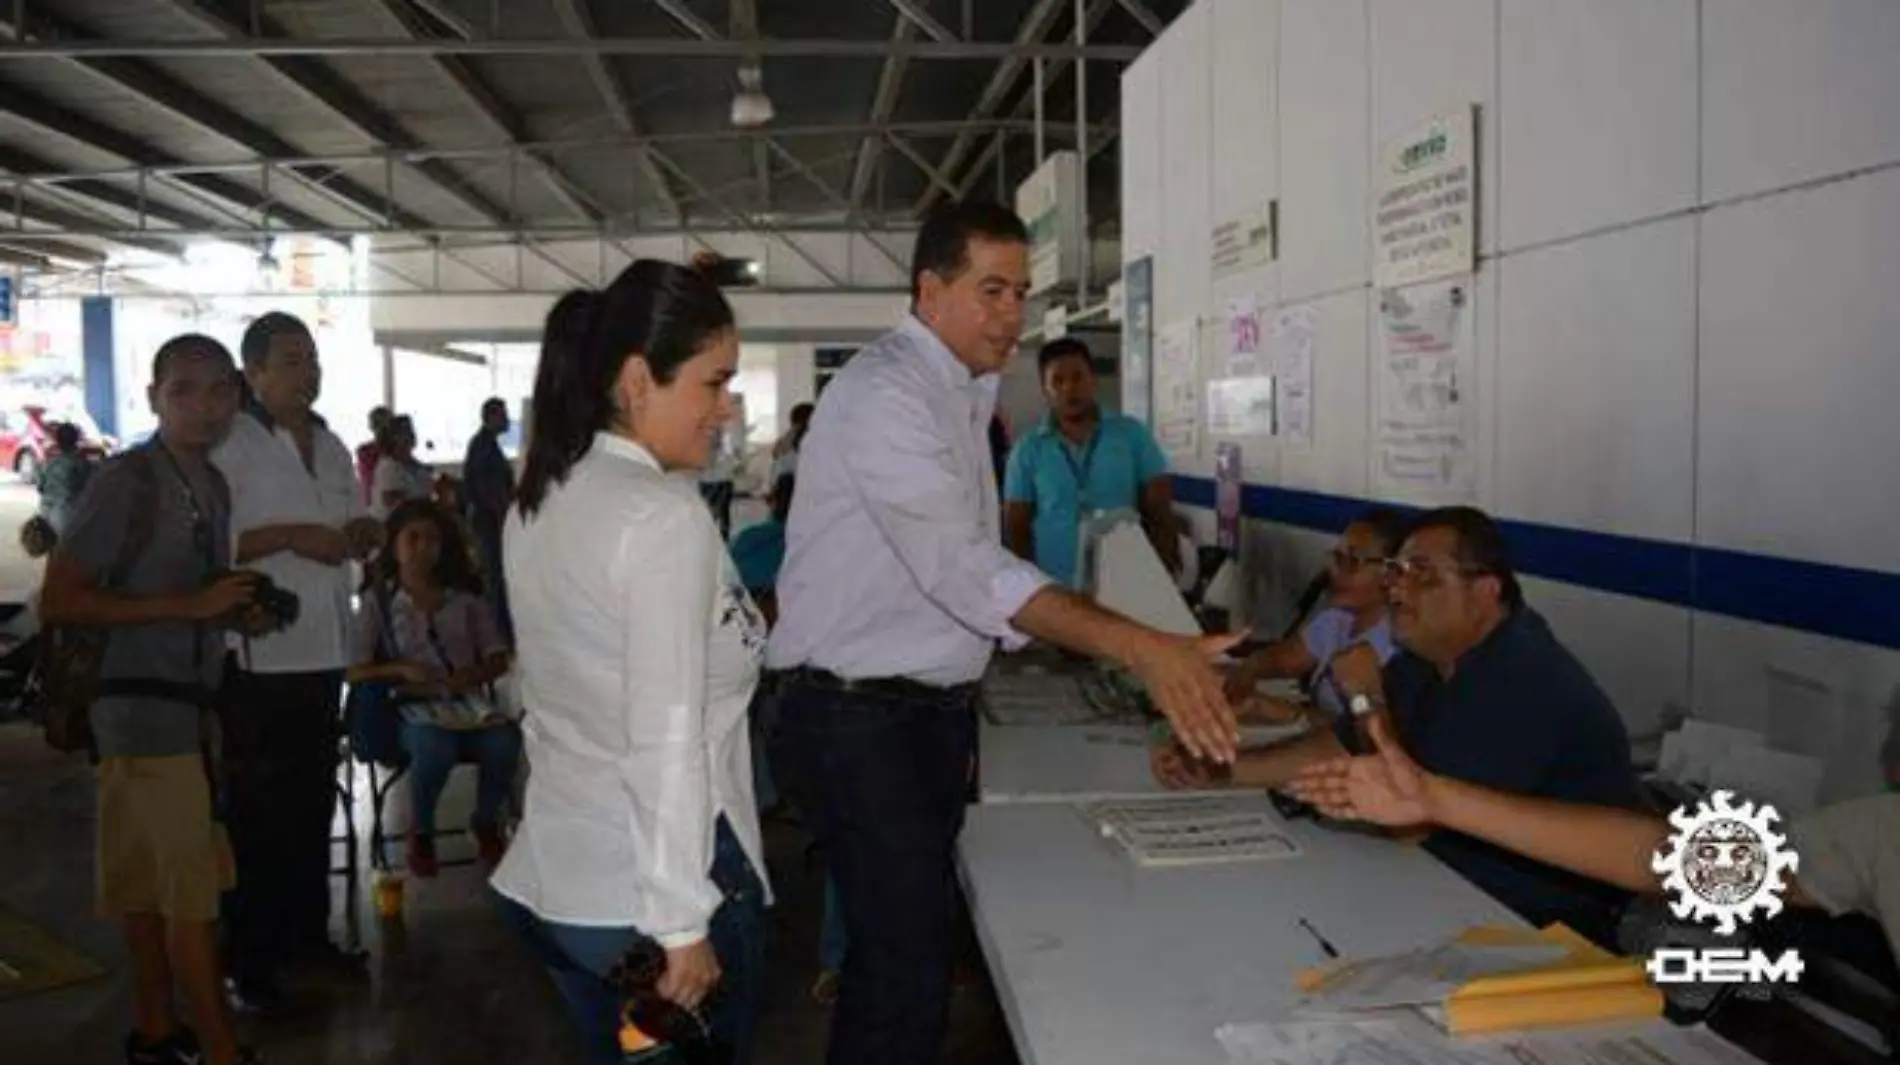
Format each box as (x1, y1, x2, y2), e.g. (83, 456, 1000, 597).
(107, 448, 163, 589)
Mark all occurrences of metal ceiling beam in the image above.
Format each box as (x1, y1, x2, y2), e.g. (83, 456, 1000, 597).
(929, 0, 1120, 210)
(369, 0, 603, 224)
(7, 223, 917, 241)
(0, 78, 342, 236)
(888, 0, 958, 43)
(763, 140, 907, 272)
(0, 144, 220, 232)
(0, 38, 1142, 61)
(1115, 0, 1167, 37)
(153, 0, 510, 226)
(8, 120, 1104, 183)
(0, 8, 429, 232)
(885, 134, 960, 199)
(648, 154, 846, 287)
(552, 0, 686, 219)
(913, 0, 1069, 214)
(4, 196, 185, 258)
(0, 239, 102, 266)
(850, 17, 916, 213)
(651, 0, 721, 42)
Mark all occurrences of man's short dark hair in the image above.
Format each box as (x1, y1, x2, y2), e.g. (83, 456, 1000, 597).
(1404, 506, 1525, 609)
(481, 396, 507, 419)
(51, 422, 81, 453)
(909, 200, 1030, 304)
(152, 332, 234, 386)
(1037, 337, 1094, 377)
(240, 311, 312, 371)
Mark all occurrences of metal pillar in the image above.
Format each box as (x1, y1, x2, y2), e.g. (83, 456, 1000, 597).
(1074, 0, 1089, 306)
(1033, 57, 1045, 165)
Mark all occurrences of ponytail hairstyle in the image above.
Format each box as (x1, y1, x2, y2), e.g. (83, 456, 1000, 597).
(516, 259, 735, 516)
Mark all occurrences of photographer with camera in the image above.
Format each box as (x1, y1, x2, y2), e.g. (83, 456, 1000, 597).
(39, 334, 266, 1065)
(212, 312, 384, 1011)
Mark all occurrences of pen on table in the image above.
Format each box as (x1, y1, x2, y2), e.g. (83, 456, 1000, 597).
(1298, 917, 1340, 959)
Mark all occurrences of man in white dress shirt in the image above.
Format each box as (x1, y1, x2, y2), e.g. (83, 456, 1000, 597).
(213, 312, 383, 1008)
(769, 201, 1242, 1065)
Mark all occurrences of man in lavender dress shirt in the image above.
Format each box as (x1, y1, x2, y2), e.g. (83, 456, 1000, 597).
(768, 200, 1243, 1065)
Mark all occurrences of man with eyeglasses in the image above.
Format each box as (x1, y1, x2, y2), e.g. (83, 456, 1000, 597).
(1162, 506, 1640, 943)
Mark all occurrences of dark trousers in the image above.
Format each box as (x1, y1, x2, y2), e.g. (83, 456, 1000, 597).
(473, 517, 513, 644)
(496, 817, 766, 1065)
(219, 666, 344, 984)
(775, 673, 978, 1065)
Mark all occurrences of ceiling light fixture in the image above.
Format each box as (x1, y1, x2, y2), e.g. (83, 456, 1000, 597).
(730, 65, 775, 128)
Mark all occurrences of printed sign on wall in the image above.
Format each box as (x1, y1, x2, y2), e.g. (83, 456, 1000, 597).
(1374, 107, 1477, 289)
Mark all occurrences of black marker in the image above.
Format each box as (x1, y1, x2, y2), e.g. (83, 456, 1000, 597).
(1298, 917, 1340, 959)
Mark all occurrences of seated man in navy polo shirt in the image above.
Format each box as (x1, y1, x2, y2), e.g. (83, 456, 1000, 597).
(1156, 506, 1641, 941)
(1003, 338, 1180, 587)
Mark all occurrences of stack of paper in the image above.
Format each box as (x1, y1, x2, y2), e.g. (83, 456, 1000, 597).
(1080, 794, 1302, 868)
(1217, 1015, 1767, 1065)
(1296, 924, 1663, 1037)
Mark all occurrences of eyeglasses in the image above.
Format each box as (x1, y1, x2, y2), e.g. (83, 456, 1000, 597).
(1381, 555, 1491, 588)
(1328, 548, 1386, 573)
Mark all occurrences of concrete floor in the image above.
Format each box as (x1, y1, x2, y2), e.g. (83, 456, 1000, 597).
(0, 720, 1020, 1064)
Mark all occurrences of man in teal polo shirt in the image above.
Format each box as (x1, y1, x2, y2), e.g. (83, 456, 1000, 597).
(1004, 338, 1181, 587)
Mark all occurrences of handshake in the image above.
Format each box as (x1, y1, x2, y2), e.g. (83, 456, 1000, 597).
(190, 569, 301, 634)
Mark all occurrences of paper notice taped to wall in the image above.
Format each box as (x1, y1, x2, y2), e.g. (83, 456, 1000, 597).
(1153, 319, 1200, 459)
(1375, 277, 1476, 504)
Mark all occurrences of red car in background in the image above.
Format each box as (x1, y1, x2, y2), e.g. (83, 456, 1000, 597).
(0, 405, 114, 482)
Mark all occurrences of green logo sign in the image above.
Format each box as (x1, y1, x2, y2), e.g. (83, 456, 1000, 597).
(1398, 129, 1449, 172)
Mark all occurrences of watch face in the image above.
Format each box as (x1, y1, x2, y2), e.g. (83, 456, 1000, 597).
(1349, 694, 1373, 717)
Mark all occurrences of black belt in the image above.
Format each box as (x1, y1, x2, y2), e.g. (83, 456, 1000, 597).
(777, 666, 980, 706)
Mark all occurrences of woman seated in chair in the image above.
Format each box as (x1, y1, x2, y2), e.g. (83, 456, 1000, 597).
(350, 499, 519, 875)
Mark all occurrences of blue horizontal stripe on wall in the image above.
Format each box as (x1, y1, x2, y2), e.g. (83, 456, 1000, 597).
(1172, 475, 1900, 653)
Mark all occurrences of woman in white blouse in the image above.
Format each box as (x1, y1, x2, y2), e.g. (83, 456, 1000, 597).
(370, 414, 435, 520)
(491, 260, 769, 1064)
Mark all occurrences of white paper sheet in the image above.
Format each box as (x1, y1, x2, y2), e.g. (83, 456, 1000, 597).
(1375, 279, 1476, 504)
(1298, 941, 1572, 1012)
(1154, 320, 1201, 458)
(1081, 795, 1302, 868)
(1208, 377, 1277, 436)
(1218, 1018, 1766, 1065)
(1272, 306, 1318, 445)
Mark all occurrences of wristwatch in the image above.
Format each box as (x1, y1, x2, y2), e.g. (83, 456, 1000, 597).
(1348, 693, 1383, 718)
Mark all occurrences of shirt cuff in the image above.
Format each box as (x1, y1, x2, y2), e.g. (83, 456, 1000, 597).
(652, 925, 711, 950)
(989, 557, 1053, 651)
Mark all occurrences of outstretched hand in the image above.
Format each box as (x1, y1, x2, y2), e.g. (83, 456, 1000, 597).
(1284, 713, 1434, 827)
(1129, 630, 1247, 764)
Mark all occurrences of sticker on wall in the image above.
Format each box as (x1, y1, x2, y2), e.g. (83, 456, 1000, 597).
(1224, 295, 1262, 375)
(1271, 306, 1317, 447)
(1374, 107, 1477, 290)
(1375, 277, 1475, 503)
(1152, 319, 1199, 459)
(1206, 376, 1276, 438)
(1215, 443, 1243, 552)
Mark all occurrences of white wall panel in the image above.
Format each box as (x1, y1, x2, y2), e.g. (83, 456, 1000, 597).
(1703, 0, 1900, 203)
(1496, 217, 1695, 541)
(1120, 46, 1165, 264)
(1156, 0, 1213, 329)
(1279, 289, 1370, 499)
(1279, 0, 1369, 301)
(1208, 0, 1281, 310)
(1499, 0, 1697, 249)
(1693, 614, 1900, 804)
(1520, 577, 1691, 740)
(1369, 0, 1499, 256)
(1697, 166, 1900, 573)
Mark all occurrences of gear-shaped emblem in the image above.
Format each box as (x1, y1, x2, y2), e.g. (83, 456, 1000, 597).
(1650, 789, 1800, 935)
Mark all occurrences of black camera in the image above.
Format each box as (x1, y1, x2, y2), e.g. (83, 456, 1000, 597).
(210, 570, 300, 632)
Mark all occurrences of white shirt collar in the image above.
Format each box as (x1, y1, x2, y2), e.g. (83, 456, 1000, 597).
(591, 431, 663, 472)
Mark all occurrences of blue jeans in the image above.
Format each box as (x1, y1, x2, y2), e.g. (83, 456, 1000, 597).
(400, 720, 522, 837)
(497, 818, 766, 1065)
(774, 674, 977, 1065)
(818, 876, 847, 972)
